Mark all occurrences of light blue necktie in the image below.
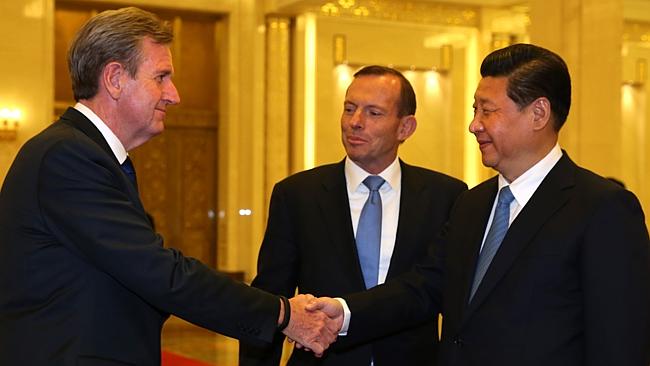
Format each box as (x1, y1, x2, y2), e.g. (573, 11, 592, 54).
(469, 185, 514, 302)
(356, 175, 385, 289)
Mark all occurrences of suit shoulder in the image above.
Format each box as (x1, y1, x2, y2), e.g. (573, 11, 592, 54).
(274, 162, 343, 188)
(571, 165, 630, 197)
(21, 121, 99, 159)
(572, 165, 641, 207)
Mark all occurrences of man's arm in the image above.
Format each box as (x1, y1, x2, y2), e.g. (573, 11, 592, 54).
(306, 246, 445, 348)
(37, 138, 337, 349)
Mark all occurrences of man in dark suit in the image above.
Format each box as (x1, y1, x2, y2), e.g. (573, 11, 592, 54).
(0, 7, 336, 365)
(310, 44, 650, 365)
(239, 65, 467, 365)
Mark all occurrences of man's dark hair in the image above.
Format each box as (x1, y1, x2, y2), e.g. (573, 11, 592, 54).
(480, 43, 571, 131)
(353, 65, 416, 117)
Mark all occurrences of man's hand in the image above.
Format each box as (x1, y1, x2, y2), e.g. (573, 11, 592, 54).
(281, 294, 341, 357)
(305, 296, 344, 327)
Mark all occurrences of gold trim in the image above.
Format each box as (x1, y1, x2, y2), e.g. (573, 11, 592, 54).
(275, 0, 478, 27)
(317, 0, 478, 27)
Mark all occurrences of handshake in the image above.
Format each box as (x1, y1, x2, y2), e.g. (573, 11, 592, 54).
(280, 294, 345, 357)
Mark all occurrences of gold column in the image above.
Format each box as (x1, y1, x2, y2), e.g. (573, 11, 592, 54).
(530, 0, 623, 178)
(265, 16, 291, 210)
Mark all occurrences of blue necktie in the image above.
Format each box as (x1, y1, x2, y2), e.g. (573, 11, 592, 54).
(120, 156, 138, 191)
(469, 185, 514, 302)
(356, 176, 385, 289)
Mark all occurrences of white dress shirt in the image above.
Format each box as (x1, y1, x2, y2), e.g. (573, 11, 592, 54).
(74, 102, 129, 163)
(479, 143, 563, 251)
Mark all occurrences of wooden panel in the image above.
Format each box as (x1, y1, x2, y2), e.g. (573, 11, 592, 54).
(133, 123, 218, 267)
(54, 8, 92, 103)
(173, 17, 218, 110)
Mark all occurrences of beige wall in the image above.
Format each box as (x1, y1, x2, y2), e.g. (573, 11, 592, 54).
(0, 0, 54, 180)
(622, 38, 650, 226)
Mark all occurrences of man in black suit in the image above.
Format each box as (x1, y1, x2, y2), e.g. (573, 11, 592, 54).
(310, 44, 650, 365)
(0, 7, 336, 365)
(239, 65, 467, 365)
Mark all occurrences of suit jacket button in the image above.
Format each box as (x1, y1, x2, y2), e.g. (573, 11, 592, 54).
(453, 337, 464, 347)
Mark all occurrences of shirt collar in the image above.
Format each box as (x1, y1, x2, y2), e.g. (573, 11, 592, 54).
(498, 143, 563, 207)
(345, 156, 401, 194)
(74, 102, 128, 164)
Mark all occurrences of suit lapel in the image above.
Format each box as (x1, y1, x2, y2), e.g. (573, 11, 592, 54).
(386, 162, 427, 278)
(463, 154, 576, 320)
(317, 161, 366, 288)
(59, 107, 119, 166)
(58, 107, 144, 208)
(457, 178, 499, 308)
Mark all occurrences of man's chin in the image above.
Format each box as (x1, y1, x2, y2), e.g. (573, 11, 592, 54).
(480, 156, 497, 170)
(149, 123, 165, 137)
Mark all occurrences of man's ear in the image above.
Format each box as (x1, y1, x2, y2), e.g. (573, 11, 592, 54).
(102, 61, 126, 100)
(531, 97, 551, 131)
(398, 115, 417, 142)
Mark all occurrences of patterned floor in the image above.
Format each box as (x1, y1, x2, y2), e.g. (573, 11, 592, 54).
(162, 317, 239, 366)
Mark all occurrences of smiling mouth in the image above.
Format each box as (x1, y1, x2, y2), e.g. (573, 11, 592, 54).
(476, 139, 492, 148)
(346, 136, 368, 145)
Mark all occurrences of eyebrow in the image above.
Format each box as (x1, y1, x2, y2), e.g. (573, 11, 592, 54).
(474, 97, 495, 105)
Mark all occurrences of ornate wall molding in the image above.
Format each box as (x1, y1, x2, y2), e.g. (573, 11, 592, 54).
(276, 0, 479, 27)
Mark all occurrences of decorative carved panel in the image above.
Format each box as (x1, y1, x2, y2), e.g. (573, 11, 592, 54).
(133, 111, 218, 267)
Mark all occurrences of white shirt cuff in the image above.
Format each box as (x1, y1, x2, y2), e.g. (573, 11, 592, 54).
(334, 297, 351, 335)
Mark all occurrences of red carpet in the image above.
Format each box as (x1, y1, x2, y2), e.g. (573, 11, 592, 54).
(161, 350, 213, 366)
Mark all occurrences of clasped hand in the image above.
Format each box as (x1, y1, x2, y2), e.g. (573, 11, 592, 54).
(281, 295, 344, 357)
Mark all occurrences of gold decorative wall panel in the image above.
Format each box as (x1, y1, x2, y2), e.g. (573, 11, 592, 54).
(280, 0, 479, 27)
(265, 16, 292, 206)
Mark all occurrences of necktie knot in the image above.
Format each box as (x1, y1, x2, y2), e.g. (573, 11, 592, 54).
(497, 185, 514, 206)
(363, 176, 385, 204)
(363, 175, 385, 191)
(120, 156, 138, 190)
(121, 157, 135, 175)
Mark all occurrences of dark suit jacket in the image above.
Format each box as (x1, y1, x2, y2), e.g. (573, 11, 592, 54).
(0, 108, 279, 366)
(239, 160, 467, 366)
(345, 153, 650, 366)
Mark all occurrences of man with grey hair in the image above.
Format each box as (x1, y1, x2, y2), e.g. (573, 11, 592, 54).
(0, 7, 337, 365)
